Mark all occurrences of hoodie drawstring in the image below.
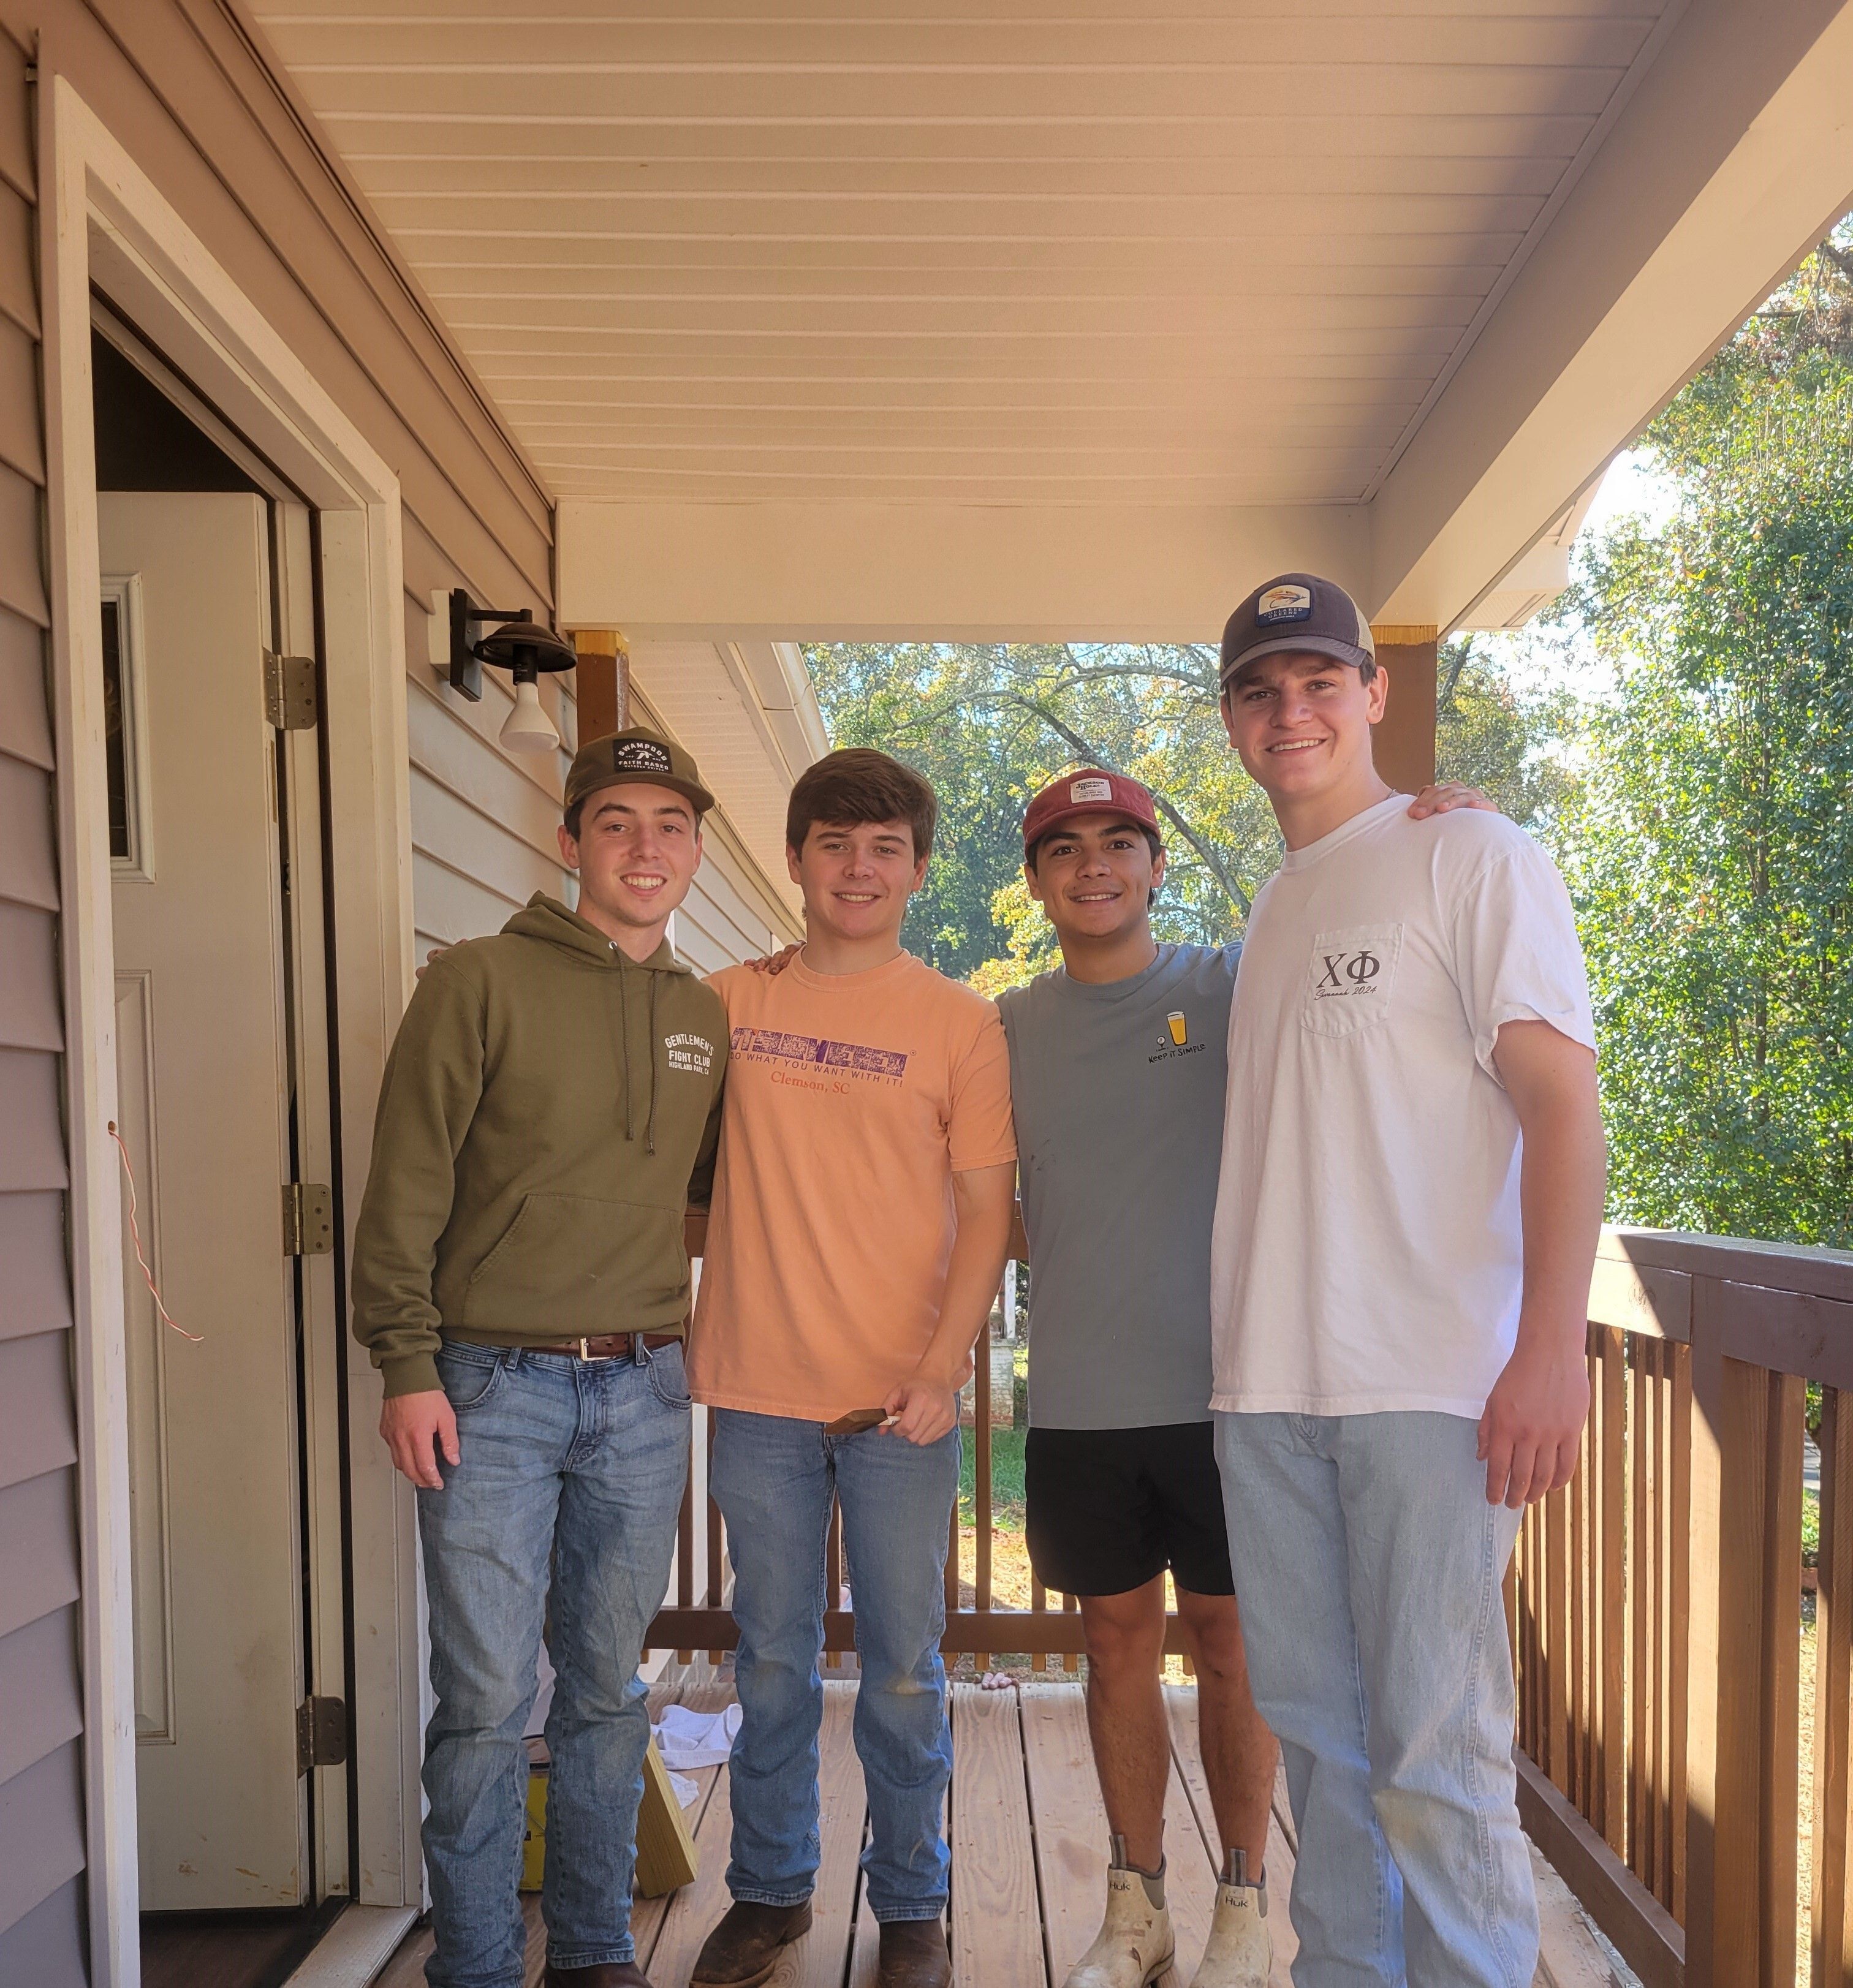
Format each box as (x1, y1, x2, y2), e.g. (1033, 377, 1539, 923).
(613, 948, 660, 1152)
(646, 971, 659, 1155)
(618, 955, 636, 1143)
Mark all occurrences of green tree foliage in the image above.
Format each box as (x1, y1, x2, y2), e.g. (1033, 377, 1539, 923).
(805, 641, 1277, 986)
(1552, 237, 1853, 1246)
(1434, 640, 1580, 833)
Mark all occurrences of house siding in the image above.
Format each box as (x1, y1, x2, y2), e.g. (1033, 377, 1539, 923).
(0, 4, 804, 1969)
(0, 0, 556, 1969)
(0, 17, 86, 1979)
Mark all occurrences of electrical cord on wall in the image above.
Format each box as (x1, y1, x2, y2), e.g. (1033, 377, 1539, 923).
(107, 1119, 203, 1343)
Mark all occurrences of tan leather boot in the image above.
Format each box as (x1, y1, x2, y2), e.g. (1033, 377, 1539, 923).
(690, 1900, 814, 1988)
(875, 1918, 952, 1988)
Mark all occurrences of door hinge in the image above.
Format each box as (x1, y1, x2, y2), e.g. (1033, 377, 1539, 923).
(264, 650, 319, 730)
(282, 1182, 335, 1257)
(297, 1696, 347, 1775)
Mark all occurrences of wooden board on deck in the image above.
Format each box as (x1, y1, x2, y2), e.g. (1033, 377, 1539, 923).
(762, 1683, 868, 1988)
(950, 1684, 1043, 1988)
(1021, 1682, 1108, 1987)
(634, 1680, 736, 1967)
(1164, 1685, 1297, 1987)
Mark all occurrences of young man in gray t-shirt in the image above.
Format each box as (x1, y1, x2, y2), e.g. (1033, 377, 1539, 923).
(999, 765, 1491, 1988)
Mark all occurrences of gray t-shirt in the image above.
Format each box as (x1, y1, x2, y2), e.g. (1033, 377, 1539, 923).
(997, 943, 1239, 1430)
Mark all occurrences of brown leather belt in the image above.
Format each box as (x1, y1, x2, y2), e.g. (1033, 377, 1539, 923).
(523, 1332, 682, 1362)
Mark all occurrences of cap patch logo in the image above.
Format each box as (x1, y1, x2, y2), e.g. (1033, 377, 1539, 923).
(1069, 776, 1113, 804)
(611, 738, 672, 774)
(1256, 584, 1313, 626)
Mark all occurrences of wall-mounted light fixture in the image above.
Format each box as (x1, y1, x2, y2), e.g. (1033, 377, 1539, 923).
(443, 590, 578, 754)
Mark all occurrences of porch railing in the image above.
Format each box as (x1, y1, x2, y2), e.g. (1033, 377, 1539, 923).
(645, 1217, 1177, 1669)
(1511, 1226, 1853, 1988)
(650, 1221, 1853, 1986)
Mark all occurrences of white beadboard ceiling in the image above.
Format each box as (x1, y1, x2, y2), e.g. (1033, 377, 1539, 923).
(249, 1, 1679, 510)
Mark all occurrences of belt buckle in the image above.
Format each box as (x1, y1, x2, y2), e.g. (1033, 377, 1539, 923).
(577, 1336, 618, 1362)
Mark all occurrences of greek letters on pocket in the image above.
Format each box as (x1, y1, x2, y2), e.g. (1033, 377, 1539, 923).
(1301, 923, 1403, 1039)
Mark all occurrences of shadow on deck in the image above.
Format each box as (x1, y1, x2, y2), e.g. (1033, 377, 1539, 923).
(377, 1680, 1625, 1988)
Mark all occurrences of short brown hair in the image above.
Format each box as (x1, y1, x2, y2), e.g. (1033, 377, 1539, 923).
(786, 747, 937, 860)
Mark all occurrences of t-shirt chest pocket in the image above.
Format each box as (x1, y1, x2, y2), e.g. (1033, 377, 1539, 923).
(1301, 923, 1403, 1039)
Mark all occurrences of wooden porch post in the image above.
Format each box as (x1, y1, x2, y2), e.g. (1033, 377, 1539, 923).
(1368, 622, 1438, 795)
(570, 627, 629, 743)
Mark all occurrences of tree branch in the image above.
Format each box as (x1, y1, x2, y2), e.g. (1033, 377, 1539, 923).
(1001, 690, 1252, 918)
(1819, 236, 1853, 285)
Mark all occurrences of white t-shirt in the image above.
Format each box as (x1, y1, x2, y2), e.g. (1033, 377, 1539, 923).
(1208, 793, 1596, 1419)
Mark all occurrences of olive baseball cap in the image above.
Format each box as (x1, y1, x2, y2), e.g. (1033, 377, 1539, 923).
(564, 726, 716, 820)
(1219, 573, 1376, 689)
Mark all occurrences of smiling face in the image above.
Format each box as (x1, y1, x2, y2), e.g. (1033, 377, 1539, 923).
(558, 780, 702, 941)
(788, 817, 928, 948)
(1025, 814, 1165, 947)
(1219, 648, 1389, 807)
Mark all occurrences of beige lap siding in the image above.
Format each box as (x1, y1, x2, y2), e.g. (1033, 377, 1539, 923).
(0, 19, 89, 1982)
(0, 0, 562, 1972)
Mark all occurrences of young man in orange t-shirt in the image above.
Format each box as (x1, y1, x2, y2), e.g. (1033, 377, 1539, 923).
(687, 749, 1017, 1988)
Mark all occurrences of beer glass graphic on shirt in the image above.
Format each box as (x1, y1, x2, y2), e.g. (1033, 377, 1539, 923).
(1167, 1011, 1188, 1046)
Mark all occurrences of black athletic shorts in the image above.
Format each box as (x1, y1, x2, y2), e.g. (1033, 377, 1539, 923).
(1024, 1421, 1235, 1598)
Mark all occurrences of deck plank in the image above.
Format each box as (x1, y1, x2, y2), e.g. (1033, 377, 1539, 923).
(763, 1682, 866, 1988)
(950, 1684, 1045, 1988)
(635, 1679, 735, 1972)
(648, 1705, 746, 1988)
(1162, 1684, 1297, 1987)
(370, 1679, 1601, 1988)
(1021, 1682, 1110, 1988)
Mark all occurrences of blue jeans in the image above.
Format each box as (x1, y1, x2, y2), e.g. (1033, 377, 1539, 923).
(417, 1339, 691, 1988)
(710, 1410, 959, 1923)
(1214, 1411, 1534, 1988)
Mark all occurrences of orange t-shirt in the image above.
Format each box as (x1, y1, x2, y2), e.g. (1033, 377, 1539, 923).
(688, 951, 1017, 1422)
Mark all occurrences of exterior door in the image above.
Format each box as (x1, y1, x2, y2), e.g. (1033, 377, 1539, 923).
(104, 491, 310, 1909)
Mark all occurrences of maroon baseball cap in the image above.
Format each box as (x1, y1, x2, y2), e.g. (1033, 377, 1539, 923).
(1021, 768, 1161, 853)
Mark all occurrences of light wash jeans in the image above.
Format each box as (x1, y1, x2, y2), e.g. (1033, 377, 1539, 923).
(710, 1408, 960, 1923)
(417, 1339, 691, 1988)
(1214, 1410, 1534, 1988)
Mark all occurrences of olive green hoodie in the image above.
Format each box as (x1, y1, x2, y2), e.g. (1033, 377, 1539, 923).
(351, 893, 727, 1397)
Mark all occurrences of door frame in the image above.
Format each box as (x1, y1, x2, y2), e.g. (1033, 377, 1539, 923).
(40, 74, 422, 1987)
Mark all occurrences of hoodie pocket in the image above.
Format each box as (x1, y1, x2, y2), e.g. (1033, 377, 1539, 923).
(461, 1193, 687, 1334)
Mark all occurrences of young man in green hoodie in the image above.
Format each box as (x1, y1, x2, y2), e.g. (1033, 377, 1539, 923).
(352, 727, 729, 1988)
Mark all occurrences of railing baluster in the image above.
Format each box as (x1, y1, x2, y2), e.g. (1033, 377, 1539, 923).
(1631, 1337, 1650, 1885)
(825, 1500, 843, 1672)
(1662, 1336, 1678, 1908)
(1760, 1370, 1804, 1988)
(1670, 1339, 1692, 1927)
(706, 1405, 724, 1667)
(675, 1435, 695, 1666)
(974, 1330, 993, 1627)
(1813, 1385, 1853, 1986)
(1598, 1326, 1628, 1853)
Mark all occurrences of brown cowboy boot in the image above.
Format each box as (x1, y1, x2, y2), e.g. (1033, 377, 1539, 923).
(876, 1919, 952, 1988)
(690, 1900, 814, 1988)
(543, 1964, 653, 1988)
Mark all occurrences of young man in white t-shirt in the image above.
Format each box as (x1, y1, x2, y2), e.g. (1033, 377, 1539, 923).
(1207, 574, 1606, 1988)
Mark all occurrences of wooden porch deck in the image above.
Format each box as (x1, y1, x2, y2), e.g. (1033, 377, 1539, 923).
(376, 1679, 1620, 1988)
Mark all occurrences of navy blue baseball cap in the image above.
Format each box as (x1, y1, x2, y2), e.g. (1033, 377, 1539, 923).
(1219, 573, 1376, 690)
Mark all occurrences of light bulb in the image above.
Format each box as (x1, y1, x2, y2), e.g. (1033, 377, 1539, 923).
(499, 676, 559, 754)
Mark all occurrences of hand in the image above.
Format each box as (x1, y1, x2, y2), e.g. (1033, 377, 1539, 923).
(1407, 782, 1498, 818)
(882, 1370, 960, 1446)
(1477, 1332, 1590, 1508)
(381, 1388, 460, 1489)
(745, 945, 801, 977)
(415, 942, 455, 983)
